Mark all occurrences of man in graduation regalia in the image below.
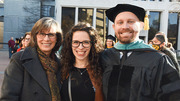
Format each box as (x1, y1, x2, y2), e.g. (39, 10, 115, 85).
(101, 4, 180, 101)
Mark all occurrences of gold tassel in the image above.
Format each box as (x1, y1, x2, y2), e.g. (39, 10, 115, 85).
(144, 14, 149, 30)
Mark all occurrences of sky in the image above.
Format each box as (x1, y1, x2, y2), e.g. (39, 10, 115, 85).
(0, 0, 4, 4)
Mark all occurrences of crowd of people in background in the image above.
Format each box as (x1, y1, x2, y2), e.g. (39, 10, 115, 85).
(2, 3, 180, 101)
(16, 32, 31, 52)
(7, 32, 31, 58)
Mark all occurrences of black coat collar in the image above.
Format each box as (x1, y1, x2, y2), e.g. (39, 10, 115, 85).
(20, 47, 51, 94)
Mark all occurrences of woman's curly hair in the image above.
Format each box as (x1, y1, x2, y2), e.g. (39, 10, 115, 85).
(60, 22, 104, 86)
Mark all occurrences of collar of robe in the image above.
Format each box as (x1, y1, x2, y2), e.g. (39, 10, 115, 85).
(114, 39, 152, 50)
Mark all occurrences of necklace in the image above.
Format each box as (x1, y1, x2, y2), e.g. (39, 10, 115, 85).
(77, 68, 87, 75)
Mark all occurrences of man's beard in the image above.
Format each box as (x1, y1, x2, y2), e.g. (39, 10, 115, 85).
(119, 36, 134, 44)
(119, 35, 136, 44)
(116, 28, 137, 44)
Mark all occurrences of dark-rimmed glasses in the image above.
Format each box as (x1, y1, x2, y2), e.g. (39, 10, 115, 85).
(72, 40, 91, 48)
(25, 38, 30, 41)
(37, 33, 56, 39)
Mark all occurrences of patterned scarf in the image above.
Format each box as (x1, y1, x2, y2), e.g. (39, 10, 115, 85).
(37, 48, 61, 101)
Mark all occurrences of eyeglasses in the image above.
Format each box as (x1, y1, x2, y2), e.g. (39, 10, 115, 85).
(25, 38, 30, 41)
(72, 40, 91, 48)
(37, 33, 56, 39)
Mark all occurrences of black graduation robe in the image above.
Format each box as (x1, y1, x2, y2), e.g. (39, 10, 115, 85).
(101, 48, 180, 101)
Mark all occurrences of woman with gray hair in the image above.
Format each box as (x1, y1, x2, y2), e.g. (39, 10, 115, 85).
(0, 17, 63, 101)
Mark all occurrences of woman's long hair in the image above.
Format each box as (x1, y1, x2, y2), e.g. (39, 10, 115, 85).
(60, 22, 104, 85)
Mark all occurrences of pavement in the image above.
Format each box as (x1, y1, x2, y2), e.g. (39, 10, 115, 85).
(0, 50, 10, 95)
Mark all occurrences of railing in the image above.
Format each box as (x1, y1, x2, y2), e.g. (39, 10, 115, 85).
(0, 43, 8, 44)
(0, 43, 8, 50)
(176, 50, 180, 57)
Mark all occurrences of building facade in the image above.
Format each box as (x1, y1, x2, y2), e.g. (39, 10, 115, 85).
(0, 0, 4, 49)
(2, 0, 55, 49)
(55, 0, 180, 51)
(2, 0, 180, 53)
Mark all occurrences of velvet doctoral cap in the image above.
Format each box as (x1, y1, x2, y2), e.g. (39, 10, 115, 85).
(106, 35, 116, 42)
(106, 4, 146, 22)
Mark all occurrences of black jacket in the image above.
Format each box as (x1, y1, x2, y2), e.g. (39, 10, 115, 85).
(101, 48, 180, 101)
(0, 47, 61, 101)
(161, 47, 180, 72)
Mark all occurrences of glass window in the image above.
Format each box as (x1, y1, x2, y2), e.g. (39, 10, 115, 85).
(0, 7, 4, 22)
(139, 36, 145, 41)
(96, 9, 108, 43)
(0, 0, 4, 3)
(41, 5, 55, 18)
(0, 16, 3, 22)
(78, 8, 93, 25)
(148, 11, 160, 41)
(62, 7, 75, 36)
(42, 0, 55, 1)
(0, 7, 3, 16)
(168, 12, 179, 49)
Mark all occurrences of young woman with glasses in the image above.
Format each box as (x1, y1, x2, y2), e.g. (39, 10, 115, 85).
(60, 22, 104, 101)
(0, 17, 63, 101)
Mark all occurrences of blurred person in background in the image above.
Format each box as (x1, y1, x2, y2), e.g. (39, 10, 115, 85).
(8, 37, 15, 58)
(154, 31, 176, 53)
(17, 32, 31, 52)
(105, 35, 116, 49)
(13, 38, 21, 53)
(16, 38, 25, 52)
(150, 32, 180, 72)
(0, 17, 63, 101)
(24, 32, 31, 47)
